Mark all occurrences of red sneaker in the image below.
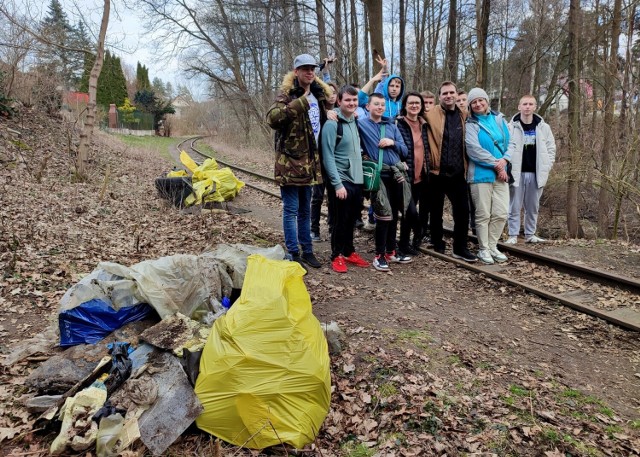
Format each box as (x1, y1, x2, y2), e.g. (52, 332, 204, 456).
(344, 252, 370, 267)
(331, 255, 348, 273)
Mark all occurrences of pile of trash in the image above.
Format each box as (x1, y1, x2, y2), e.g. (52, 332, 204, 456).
(3, 244, 336, 455)
(155, 151, 245, 207)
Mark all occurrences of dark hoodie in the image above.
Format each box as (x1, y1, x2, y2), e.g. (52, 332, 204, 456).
(511, 113, 541, 172)
(374, 74, 405, 118)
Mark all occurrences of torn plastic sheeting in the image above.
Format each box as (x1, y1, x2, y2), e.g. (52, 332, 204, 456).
(59, 299, 154, 347)
(98, 254, 227, 319)
(208, 244, 285, 289)
(195, 255, 331, 449)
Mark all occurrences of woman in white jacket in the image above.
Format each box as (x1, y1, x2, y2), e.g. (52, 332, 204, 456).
(505, 95, 556, 244)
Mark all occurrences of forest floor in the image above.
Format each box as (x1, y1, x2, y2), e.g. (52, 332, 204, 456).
(0, 113, 639, 456)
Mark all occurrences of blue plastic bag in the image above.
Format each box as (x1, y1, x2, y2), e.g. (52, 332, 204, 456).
(59, 299, 154, 347)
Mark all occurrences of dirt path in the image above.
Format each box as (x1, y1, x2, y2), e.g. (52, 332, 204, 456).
(204, 139, 640, 421)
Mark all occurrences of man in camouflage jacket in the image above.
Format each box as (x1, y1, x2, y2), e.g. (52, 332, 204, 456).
(266, 54, 332, 268)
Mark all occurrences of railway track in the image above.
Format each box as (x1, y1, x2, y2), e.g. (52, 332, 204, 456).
(179, 138, 640, 333)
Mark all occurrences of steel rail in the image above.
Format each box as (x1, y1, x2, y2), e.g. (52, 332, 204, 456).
(441, 228, 640, 294)
(185, 138, 282, 199)
(418, 246, 640, 333)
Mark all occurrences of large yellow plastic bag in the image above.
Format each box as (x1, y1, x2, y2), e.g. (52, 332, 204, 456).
(195, 255, 330, 449)
(180, 150, 244, 205)
(204, 167, 245, 202)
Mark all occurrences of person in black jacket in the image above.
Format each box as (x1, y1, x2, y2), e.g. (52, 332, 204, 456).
(396, 92, 429, 253)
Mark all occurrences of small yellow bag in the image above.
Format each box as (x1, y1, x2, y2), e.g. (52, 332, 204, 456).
(195, 255, 330, 449)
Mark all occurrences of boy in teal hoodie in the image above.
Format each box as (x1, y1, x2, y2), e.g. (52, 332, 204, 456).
(321, 85, 370, 273)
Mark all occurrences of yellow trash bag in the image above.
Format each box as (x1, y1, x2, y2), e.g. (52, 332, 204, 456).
(204, 167, 244, 203)
(166, 169, 188, 177)
(195, 255, 331, 449)
(180, 150, 199, 173)
(181, 151, 244, 205)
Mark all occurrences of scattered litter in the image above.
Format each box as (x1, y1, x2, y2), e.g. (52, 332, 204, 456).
(322, 321, 345, 354)
(140, 313, 210, 357)
(50, 378, 108, 455)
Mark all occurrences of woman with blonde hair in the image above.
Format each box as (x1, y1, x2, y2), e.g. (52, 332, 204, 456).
(464, 88, 511, 264)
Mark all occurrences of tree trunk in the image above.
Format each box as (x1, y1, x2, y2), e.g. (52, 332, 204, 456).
(566, 0, 582, 238)
(350, 0, 359, 83)
(364, 0, 384, 61)
(445, 0, 457, 81)
(399, 0, 406, 77)
(315, 0, 328, 59)
(76, 0, 109, 178)
(597, 0, 622, 238)
(618, 2, 635, 135)
(363, 3, 370, 81)
(475, 0, 490, 87)
(334, 0, 344, 80)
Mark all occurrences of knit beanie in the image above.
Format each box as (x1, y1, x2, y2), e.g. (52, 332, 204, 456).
(467, 88, 489, 107)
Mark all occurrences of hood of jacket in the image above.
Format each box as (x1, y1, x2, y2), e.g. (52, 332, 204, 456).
(279, 71, 332, 99)
(467, 109, 506, 125)
(510, 112, 544, 126)
(381, 74, 405, 101)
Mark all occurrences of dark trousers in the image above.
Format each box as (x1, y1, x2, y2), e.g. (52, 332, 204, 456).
(327, 181, 362, 259)
(417, 180, 430, 235)
(375, 176, 403, 255)
(400, 180, 426, 247)
(311, 183, 325, 234)
(428, 173, 469, 252)
(468, 186, 476, 234)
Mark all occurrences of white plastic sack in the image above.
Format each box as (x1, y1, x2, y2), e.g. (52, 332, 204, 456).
(207, 244, 285, 288)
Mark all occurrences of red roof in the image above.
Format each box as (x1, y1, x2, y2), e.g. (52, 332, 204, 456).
(67, 92, 89, 104)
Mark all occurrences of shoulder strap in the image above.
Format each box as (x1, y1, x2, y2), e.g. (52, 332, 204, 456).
(335, 119, 344, 148)
(378, 123, 386, 168)
(476, 121, 506, 156)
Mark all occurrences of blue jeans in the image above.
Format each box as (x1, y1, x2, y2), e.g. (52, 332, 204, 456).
(280, 185, 313, 255)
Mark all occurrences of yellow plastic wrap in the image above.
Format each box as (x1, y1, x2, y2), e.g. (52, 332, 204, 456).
(195, 255, 331, 449)
(180, 151, 244, 206)
(166, 169, 188, 177)
(180, 150, 199, 173)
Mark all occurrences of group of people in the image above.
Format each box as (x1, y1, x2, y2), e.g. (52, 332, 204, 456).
(267, 53, 557, 273)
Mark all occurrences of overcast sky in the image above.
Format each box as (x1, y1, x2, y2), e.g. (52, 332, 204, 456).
(57, 0, 206, 98)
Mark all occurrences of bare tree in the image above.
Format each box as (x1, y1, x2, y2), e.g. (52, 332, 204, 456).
(566, 0, 582, 238)
(76, 0, 109, 178)
(364, 0, 385, 61)
(445, 0, 457, 81)
(475, 0, 490, 86)
(596, 0, 622, 238)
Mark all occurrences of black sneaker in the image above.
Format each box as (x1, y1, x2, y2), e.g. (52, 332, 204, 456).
(288, 253, 307, 271)
(452, 248, 478, 263)
(386, 250, 413, 264)
(399, 244, 419, 256)
(433, 244, 446, 254)
(301, 252, 322, 268)
(373, 254, 390, 272)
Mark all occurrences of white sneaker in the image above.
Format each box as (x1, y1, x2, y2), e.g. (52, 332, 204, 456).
(525, 235, 546, 243)
(489, 248, 508, 263)
(477, 249, 495, 265)
(504, 236, 517, 244)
